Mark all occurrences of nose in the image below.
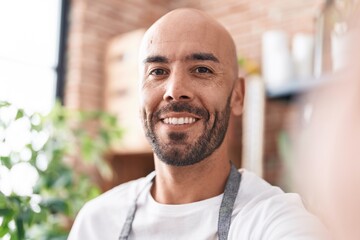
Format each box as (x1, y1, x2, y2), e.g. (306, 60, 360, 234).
(163, 72, 193, 102)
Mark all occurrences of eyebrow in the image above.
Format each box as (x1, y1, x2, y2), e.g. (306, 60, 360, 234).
(143, 52, 220, 64)
(185, 53, 219, 63)
(143, 55, 169, 64)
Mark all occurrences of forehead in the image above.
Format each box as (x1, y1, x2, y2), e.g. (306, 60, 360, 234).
(140, 19, 228, 62)
(142, 42, 223, 64)
(144, 39, 229, 69)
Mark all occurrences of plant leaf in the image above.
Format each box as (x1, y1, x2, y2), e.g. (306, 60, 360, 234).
(0, 208, 14, 217)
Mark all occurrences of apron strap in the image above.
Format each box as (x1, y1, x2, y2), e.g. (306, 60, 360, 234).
(118, 172, 155, 240)
(118, 203, 137, 240)
(218, 164, 241, 240)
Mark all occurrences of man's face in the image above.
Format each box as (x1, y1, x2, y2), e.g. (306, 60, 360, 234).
(139, 12, 238, 166)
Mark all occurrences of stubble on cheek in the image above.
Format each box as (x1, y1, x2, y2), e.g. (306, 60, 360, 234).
(141, 109, 155, 143)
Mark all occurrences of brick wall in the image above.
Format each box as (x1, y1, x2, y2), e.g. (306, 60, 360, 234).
(65, 0, 324, 185)
(192, 0, 323, 61)
(66, 0, 172, 110)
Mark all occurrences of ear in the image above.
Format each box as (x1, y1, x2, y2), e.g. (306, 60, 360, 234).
(230, 77, 245, 116)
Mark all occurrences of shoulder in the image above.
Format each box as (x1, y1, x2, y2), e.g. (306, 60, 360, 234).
(81, 176, 147, 215)
(236, 169, 310, 214)
(236, 169, 284, 208)
(230, 169, 329, 239)
(87, 176, 147, 208)
(68, 174, 153, 240)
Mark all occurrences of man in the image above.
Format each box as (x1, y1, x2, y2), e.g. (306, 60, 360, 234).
(69, 8, 327, 239)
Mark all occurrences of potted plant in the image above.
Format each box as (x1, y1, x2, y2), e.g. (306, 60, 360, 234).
(0, 101, 122, 239)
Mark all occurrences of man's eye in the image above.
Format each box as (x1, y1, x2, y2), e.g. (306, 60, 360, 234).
(150, 69, 167, 76)
(194, 67, 213, 74)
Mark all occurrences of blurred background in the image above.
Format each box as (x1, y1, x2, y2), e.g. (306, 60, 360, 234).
(0, 0, 358, 239)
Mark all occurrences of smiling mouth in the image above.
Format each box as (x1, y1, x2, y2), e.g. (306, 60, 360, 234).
(162, 117, 198, 125)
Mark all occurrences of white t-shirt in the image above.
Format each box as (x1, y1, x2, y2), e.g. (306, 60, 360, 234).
(68, 169, 328, 240)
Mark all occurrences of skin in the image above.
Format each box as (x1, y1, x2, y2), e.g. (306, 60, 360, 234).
(139, 8, 244, 204)
(293, 20, 360, 239)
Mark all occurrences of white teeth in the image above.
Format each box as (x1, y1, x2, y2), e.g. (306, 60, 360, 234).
(163, 117, 196, 125)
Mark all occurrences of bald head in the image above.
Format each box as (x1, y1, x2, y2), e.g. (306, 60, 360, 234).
(139, 8, 239, 80)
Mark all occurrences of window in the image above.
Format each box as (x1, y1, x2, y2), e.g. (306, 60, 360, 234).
(0, 0, 65, 113)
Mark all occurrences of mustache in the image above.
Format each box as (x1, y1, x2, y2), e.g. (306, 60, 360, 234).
(153, 102, 209, 121)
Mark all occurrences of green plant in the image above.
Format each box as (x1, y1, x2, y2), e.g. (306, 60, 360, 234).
(0, 101, 123, 239)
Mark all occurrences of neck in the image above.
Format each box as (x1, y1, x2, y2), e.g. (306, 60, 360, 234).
(151, 150, 231, 204)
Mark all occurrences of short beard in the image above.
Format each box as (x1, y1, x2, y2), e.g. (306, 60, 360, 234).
(143, 95, 231, 166)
